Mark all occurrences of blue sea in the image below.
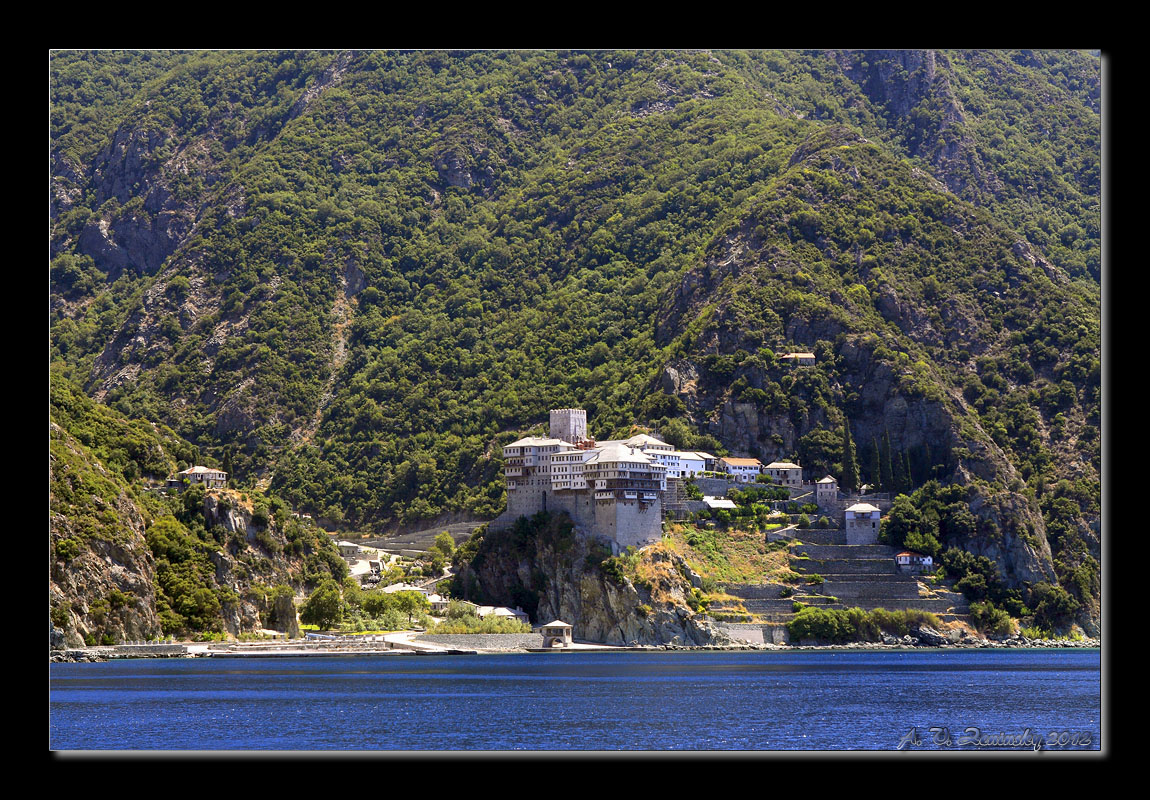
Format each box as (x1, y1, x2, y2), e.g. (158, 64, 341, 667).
(49, 649, 1102, 751)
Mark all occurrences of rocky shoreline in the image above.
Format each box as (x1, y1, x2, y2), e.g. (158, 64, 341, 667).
(50, 632, 1099, 662)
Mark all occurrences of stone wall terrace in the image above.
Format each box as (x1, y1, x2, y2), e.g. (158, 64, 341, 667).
(722, 582, 792, 600)
(817, 578, 925, 600)
(794, 543, 899, 559)
(779, 529, 847, 545)
(741, 598, 807, 614)
(794, 558, 897, 576)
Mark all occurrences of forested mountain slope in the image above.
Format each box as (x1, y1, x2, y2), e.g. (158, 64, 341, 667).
(50, 369, 347, 645)
(49, 50, 1101, 632)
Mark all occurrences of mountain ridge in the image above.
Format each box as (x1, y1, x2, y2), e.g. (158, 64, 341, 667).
(49, 49, 1101, 634)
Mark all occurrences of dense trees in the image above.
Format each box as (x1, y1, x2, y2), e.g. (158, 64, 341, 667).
(50, 51, 1100, 629)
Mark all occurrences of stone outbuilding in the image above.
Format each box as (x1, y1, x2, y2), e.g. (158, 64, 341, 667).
(815, 475, 838, 506)
(168, 465, 228, 490)
(539, 620, 573, 648)
(895, 551, 933, 573)
(844, 502, 882, 545)
(476, 605, 531, 625)
(764, 461, 803, 487)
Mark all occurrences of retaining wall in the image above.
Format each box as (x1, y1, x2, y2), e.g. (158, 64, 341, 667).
(781, 529, 847, 545)
(741, 598, 809, 614)
(112, 644, 188, 656)
(794, 543, 898, 559)
(817, 579, 924, 599)
(723, 582, 791, 600)
(795, 558, 897, 576)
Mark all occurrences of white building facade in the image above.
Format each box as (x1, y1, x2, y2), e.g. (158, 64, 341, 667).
(499, 410, 670, 550)
(174, 465, 228, 489)
(719, 457, 763, 483)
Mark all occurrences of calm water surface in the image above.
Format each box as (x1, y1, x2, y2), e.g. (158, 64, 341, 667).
(50, 649, 1101, 751)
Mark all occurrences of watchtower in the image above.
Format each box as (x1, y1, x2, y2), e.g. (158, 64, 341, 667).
(549, 408, 588, 444)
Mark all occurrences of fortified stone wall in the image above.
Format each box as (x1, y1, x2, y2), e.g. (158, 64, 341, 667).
(547, 491, 597, 532)
(549, 408, 587, 442)
(496, 489, 662, 550)
(594, 498, 663, 550)
(776, 529, 847, 545)
(846, 521, 880, 545)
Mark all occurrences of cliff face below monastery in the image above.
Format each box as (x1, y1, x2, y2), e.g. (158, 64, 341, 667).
(452, 513, 731, 647)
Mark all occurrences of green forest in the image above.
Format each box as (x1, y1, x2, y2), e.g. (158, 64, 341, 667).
(50, 50, 1102, 634)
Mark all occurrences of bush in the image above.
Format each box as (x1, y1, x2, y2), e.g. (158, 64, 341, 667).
(970, 601, 1014, 636)
(1029, 582, 1079, 631)
(787, 607, 854, 643)
(55, 538, 82, 563)
(789, 607, 947, 643)
(51, 602, 72, 629)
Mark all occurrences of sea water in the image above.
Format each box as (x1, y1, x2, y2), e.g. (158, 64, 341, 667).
(49, 649, 1101, 751)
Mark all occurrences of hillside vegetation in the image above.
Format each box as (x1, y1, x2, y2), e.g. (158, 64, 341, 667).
(50, 50, 1101, 634)
(50, 370, 346, 645)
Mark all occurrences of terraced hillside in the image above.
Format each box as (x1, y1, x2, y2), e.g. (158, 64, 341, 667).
(711, 526, 972, 641)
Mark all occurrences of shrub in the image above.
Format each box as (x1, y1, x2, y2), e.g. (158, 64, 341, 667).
(787, 607, 854, 643)
(429, 614, 531, 634)
(55, 538, 82, 563)
(51, 602, 72, 629)
(970, 601, 1015, 636)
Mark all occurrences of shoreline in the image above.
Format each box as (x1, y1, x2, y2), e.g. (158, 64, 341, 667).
(49, 635, 1100, 662)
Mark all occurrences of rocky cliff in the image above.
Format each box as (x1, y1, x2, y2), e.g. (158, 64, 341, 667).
(50, 398, 339, 646)
(452, 513, 730, 646)
(50, 418, 163, 647)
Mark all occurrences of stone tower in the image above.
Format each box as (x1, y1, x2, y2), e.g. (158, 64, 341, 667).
(844, 502, 881, 545)
(549, 408, 588, 444)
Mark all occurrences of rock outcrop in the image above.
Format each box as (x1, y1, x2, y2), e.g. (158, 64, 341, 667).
(50, 420, 163, 648)
(453, 514, 730, 647)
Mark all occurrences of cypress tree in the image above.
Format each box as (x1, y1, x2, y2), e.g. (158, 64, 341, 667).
(840, 419, 859, 491)
(880, 431, 894, 492)
(870, 437, 882, 491)
(893, 445, 907, 494)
